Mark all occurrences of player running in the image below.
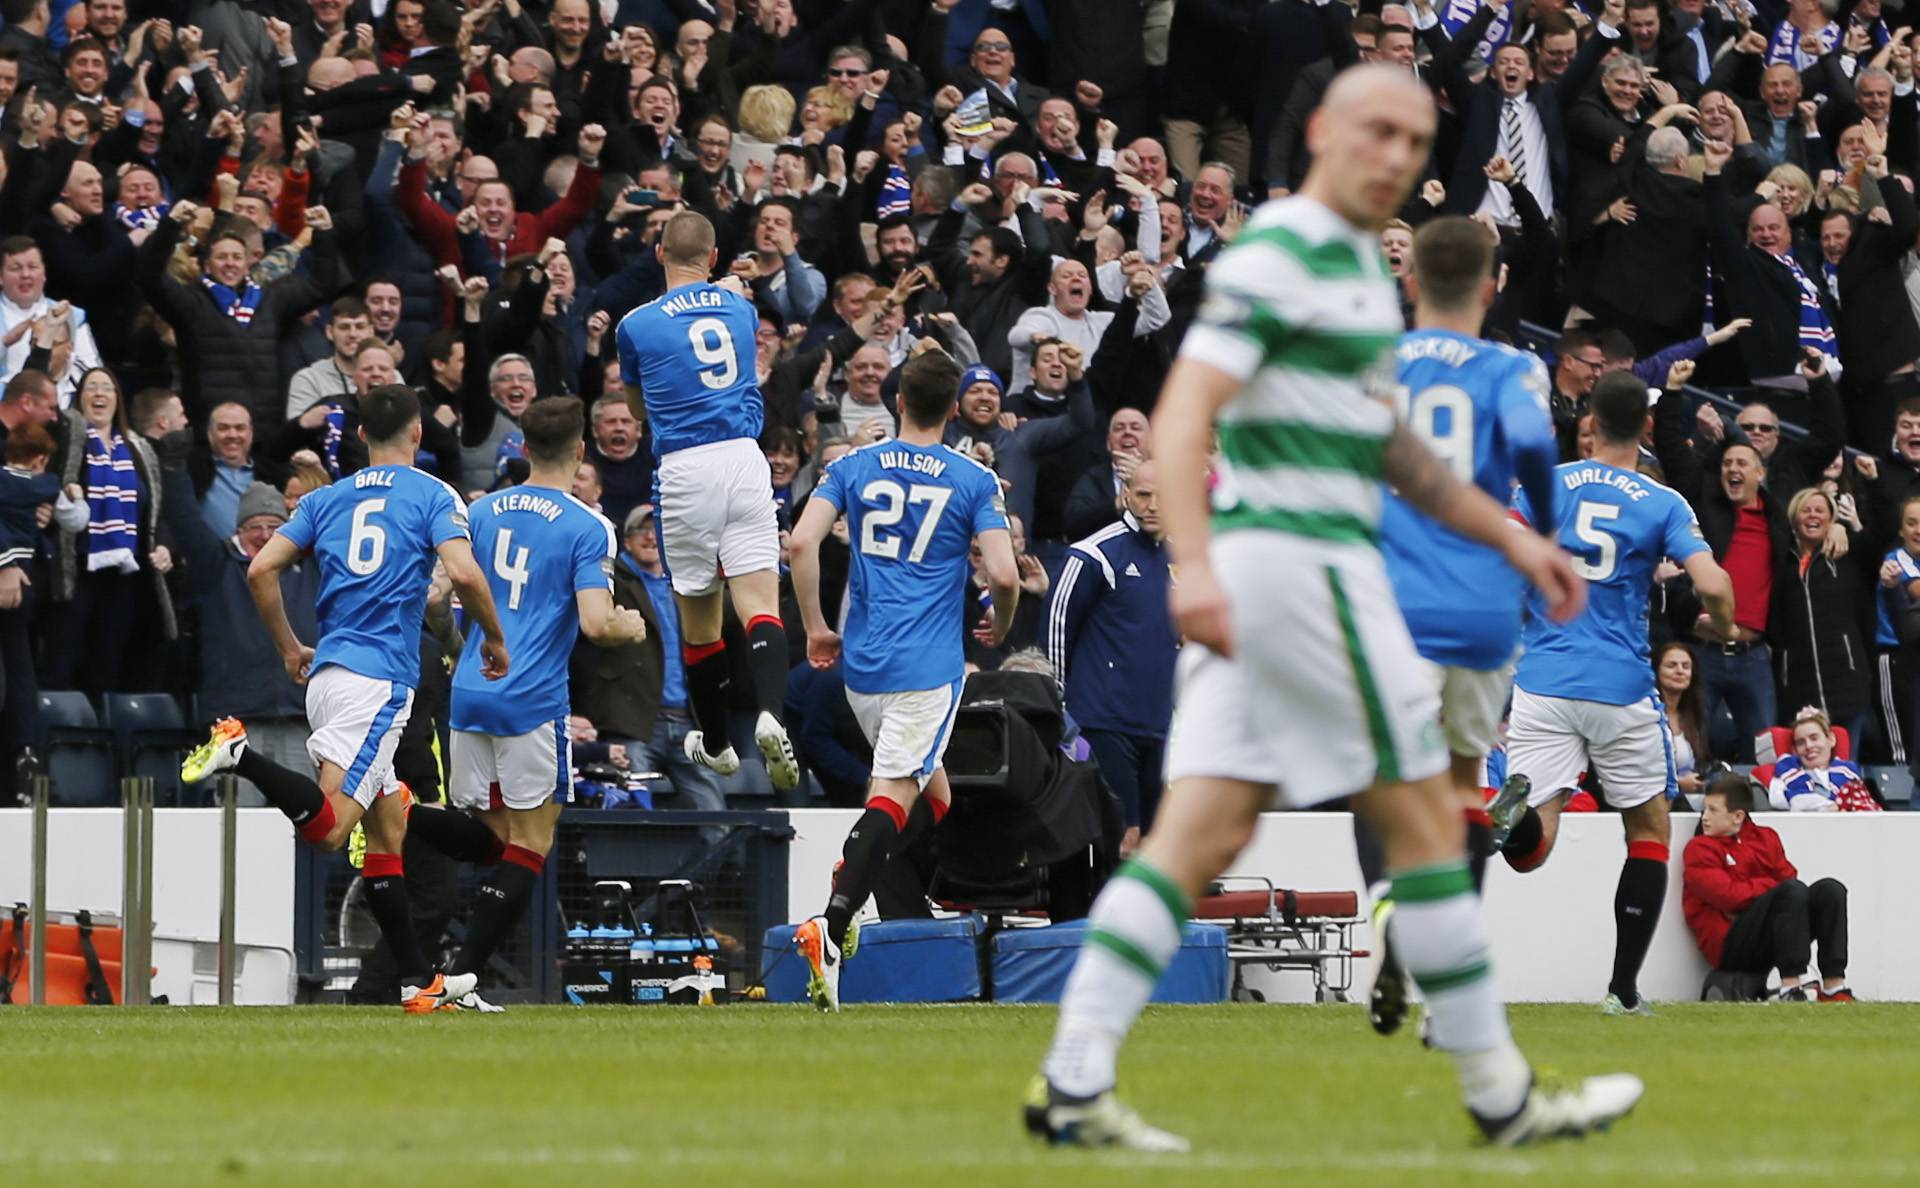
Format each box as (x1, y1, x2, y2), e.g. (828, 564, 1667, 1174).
(1025, 66, 1642, 1152)
(402, 398, 649, 1012)
(181, 385, 509, 1013)
(1367, 215, 1559, 1036)
(786, 351, 1019, 1011)
(1488, 371, 1736, 1016)
(614, 211, 799, 790)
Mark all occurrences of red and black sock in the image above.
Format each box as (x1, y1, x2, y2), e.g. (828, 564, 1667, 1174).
(824, 797, 906, 946)
(1464, 807, 1494, 893)
(682, 639, 731, 746)
(453, 845, 544, 977)
(407, 806, 506, 865)
(745, 614, 789, 718)
(1609, 841, 1668, 1008)
(234, 750, 331, 841)
(361, 853, 431, 982)
(1500, 805, 1549, 872)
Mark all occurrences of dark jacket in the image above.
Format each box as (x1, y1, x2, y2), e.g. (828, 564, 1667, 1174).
(137, 218, 340, 428)
(1827, 178, 1920, 387)
(570, 551, 665, 741)
(157, 460, 317, 721)
(942, 377, 1096, 533)
(1704, 173, 1835, 381)
(1044, 510, 1178, 739)
(927, 203, 1053, 381)
(50, 411, 176, 642)
(1774, 544, 1871, 721)
(1588, 131, 1707, 338)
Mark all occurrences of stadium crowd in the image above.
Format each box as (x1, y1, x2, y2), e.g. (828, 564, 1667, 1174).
(0, 0, 1916, 820)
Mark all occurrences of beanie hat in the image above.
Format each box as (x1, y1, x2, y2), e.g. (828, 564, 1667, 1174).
(237, 482, 286, 527)
(958, 363, 1004, 398)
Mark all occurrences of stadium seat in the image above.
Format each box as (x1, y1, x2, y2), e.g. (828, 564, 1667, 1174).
(0, 909, 122, 1005)
(37, 692, 116, 807)
(1750, 726, 1852, 792)
(103, 694, 198, 806)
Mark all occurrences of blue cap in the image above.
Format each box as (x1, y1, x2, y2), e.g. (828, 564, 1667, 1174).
(959, 363, 1004, 398)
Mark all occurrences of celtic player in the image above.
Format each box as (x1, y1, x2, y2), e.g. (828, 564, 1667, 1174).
(1023, 66, 1643, 1151)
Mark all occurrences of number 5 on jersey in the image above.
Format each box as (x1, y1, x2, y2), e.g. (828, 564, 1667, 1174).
(1572, 501, 1621, 581)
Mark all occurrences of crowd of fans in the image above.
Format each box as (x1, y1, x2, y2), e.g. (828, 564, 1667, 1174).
(0, 0, 1916, 816)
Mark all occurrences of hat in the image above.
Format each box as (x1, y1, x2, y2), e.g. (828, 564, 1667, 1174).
(959, 364, 1004, 398)
(622, 504, 654, 535)
(237, 482, 286, 527)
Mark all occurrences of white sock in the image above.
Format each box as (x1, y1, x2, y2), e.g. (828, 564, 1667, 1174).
(1390, 862, 1529, 1118)
(1042, 859, 1185, 1099)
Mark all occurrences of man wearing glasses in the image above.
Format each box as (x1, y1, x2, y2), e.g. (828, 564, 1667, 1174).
(918, 14, 1046, 126)
(1548, 328, 1606, 453)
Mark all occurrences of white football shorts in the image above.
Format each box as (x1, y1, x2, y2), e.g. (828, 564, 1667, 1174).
(655, 437, 781, 597)
(305, 665, 416, 809)
(1504, 687, 1676, 810)
(1421, 657, 1514, 759)
(449, 720, 572, 811)
(847, 678, 966, 789)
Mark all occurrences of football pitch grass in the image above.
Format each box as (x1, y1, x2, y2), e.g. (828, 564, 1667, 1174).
(2, 1003, 1916, 1187)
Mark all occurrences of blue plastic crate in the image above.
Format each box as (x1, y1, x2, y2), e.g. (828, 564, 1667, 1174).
(991, 921, 1230, 1004)
(762, 916, 985, 1003)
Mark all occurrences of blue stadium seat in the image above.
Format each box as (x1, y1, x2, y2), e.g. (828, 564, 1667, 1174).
(103, 694, 198, 806)
(37, 692, 116, 807)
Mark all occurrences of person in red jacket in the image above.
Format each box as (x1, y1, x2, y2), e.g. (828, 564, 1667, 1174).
(396, 120, 607, 276)
(1683, 776, 1854, 1002)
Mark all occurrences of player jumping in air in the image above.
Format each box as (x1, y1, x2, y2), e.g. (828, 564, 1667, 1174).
(786, 351, 1019, 1011)
(614, 211, 800, 791)
(1489, 371, 1736, 1015)
(182, 385, 509, 1013)
(1368, 214, 1560, 1036)
(402, 398, 650, 1012)
(1025, 66, 1643, 1151)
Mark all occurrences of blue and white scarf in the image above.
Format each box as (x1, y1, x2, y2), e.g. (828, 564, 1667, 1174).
(113, 201, 169, 233)
(200, 274, 263, 323)
(1774, 249, 1838, 362)
(1440, 0, 1511, 62)
(321, 402, 346, 477)
(1765, 18, 1838, 70)
(876, 163, 912, 219)
(83, 425, 139, 573)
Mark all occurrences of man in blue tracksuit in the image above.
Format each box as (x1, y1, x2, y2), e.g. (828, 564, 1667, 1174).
(1044, 461, 1178, 845)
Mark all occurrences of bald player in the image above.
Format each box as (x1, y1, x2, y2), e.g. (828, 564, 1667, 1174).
(1023, 66, 1644, 1152)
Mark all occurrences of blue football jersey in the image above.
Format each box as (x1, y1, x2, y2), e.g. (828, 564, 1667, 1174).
(450, 485, 615, 736)
(614, 281, 764, 456)
(1513, 461, 1709, 706)
(277, 465, 469, 687)
(1381, 329, 1558, 669)
(1875, 546, 1920, 647)
(812, 440, 1009, 694)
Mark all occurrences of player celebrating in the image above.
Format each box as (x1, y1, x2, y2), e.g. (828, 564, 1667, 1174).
(407, 398, 649, 1012)
(1025, 66, 1641, 1152)
(181, 385, 509, 1013)
(786, 351, 1019, 1011)
(1368, 215, 1559, 1035)
(1489, 371, 1736, 1016)
(615, 211, 799, 790)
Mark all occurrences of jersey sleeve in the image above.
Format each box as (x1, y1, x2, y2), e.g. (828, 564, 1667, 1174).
(575, 514, 616, 593)
(616, 314, 645, 389)
(278, 489, 318, 551)
(812, 455, 851, 513)
(972, 466, 1010, 536)
(1502, 355, 1559, 534)
(1663, 493, 1711, 563)
(1510, 478, 1538, 529)
(426, 481, 470, 547)
(1899, 549, 1920, 580)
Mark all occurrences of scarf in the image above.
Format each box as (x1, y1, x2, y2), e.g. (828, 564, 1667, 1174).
(1773, 249, 1837, 363)
(1765, 19, 1837, 70)
(200, 273, 263, 323)
(83, 425, 139, 573)
(321, 402, 346, 477)
(114, 201, 169, 233)
(1440, 0, 1510, 61)
(876, 163, 912, 220)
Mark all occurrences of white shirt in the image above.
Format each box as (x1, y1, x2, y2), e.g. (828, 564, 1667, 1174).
(1477, 92, 1553, 227)
(1005, 295, 1171, 395)
(0, 294, 101, 407)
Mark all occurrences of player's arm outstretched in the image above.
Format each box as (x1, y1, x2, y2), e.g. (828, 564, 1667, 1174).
(247, 534, 316, 684)
(1382, 422, 1587, 624)
(577, 587, 648, 646)
(436, 537, 511, 679)
(788, 495, 843, 669)
(973, 526, 1020, 646)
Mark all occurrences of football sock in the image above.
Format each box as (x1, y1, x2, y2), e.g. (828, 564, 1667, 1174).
(361, 853, 431, 981)
(1389, 861, 1529, 1119)
(1464, 809, 1494, 893)
(1609, 842, 1668, 1007)
(824, 798, 906, 945)
(453, 845, 544, 976)
(745, 614, 789, 718)
(1500, 805, 1548, 872)
(406, 807, 505, 864)
(1042, 858, 1186, 1100)
(682, 640, 731, 747)
(234, 750, 330, 840)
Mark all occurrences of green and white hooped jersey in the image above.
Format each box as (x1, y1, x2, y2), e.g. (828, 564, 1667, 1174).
(1178, 197, 1402, 545)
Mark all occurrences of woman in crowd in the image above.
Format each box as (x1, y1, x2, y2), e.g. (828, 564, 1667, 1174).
(1775, 488, 1872, 749)
(1768, 708, 1880, 811)
(44, 366, 175, 693)
(1656, 641, 1709, 798)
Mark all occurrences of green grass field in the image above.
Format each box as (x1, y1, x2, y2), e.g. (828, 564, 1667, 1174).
(1, 1003, 1915, 1187)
